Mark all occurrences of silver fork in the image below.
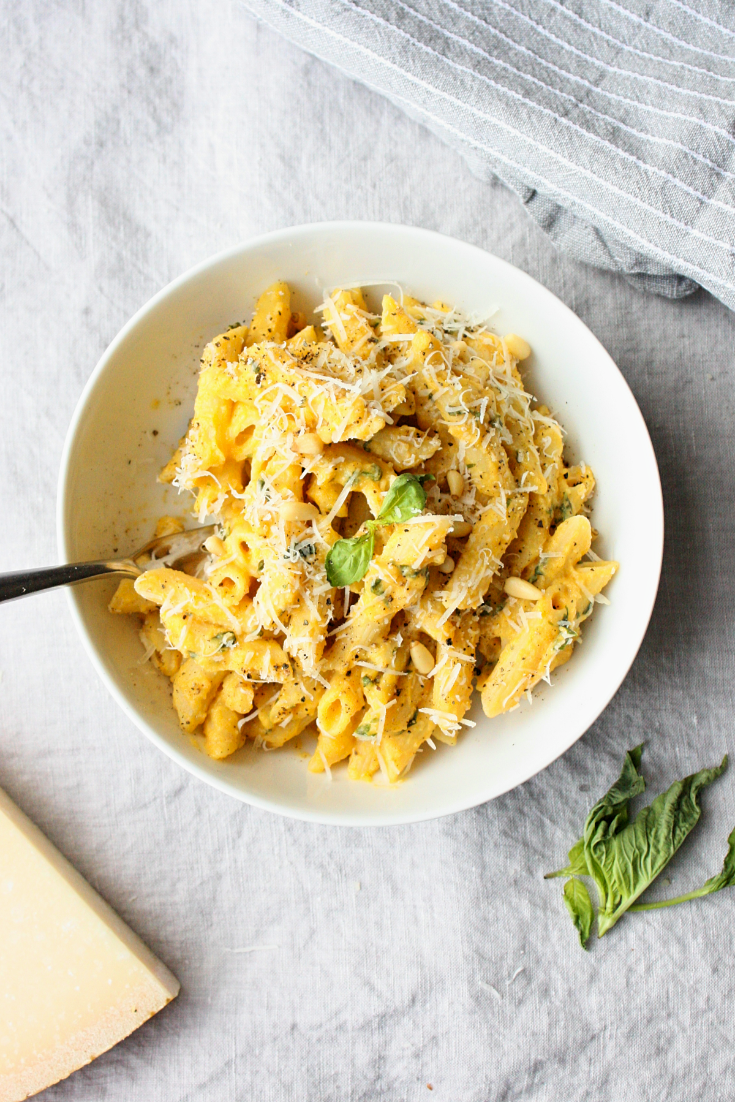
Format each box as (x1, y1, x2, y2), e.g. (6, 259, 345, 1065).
(0, 525, 217, 603)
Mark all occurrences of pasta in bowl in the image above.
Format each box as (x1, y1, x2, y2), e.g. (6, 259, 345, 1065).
(59, 222, 662, 823)
(109, 279, 617, 785)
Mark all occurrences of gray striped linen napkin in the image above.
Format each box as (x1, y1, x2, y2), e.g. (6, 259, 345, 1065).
(243, 0, 735, 309)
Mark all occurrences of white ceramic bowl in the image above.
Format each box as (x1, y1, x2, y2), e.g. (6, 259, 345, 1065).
(58, 222, 663, 825)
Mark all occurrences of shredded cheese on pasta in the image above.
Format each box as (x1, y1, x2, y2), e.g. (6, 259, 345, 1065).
(111, 280, 618, 782)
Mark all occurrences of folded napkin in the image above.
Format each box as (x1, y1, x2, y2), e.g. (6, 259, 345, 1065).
(244, 0, 735, 309)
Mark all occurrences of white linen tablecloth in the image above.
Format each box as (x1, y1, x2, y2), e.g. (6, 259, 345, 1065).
(1, 3, 734, 1099)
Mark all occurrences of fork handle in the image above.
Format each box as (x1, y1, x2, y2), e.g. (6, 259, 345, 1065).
(0, 561, 136, 603)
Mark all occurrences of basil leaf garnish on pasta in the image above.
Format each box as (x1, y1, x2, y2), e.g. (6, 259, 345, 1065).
(325, 530, 375, 587)
(375, 472, 428, 526)
(547, 746, 734, 948)
(325, 474, 429, 586)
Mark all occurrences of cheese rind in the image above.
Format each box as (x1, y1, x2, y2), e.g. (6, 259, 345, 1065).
(0, 785, 179, 1101)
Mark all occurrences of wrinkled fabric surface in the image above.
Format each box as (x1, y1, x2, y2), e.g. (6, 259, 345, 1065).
(244, 0, 735, 309)
(1, 3, 735, 1100)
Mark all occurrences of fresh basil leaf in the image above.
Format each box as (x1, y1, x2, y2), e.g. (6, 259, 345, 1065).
(589, 754, 727, 936)
(700, 819, 735, 894)
(325, 530, 375, 586)
(563, 878, 594, 949)
(630, 819, 735, 912)
(545, 837, 588, 879)
(325, 474, 430, 588)
(697, 818, 735, 893)
(550, 748, 732, 947)
(546, 746, 644, 880)
(376, 473, 427, 526)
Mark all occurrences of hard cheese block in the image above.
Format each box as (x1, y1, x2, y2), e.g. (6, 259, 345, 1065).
(0, 785, 179, 1101)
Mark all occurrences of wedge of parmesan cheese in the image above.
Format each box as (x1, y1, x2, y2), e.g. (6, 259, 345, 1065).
(0, 785, 179, 1101)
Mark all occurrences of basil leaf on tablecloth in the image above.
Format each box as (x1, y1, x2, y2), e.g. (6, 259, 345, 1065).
(544, 838, 588, 880)
(546, 745, 645, 881)
(563, 878, 595, 950)
(590, 755, 727, 936)
(548, 746, 734, 947)
(630, 824, 735, 913)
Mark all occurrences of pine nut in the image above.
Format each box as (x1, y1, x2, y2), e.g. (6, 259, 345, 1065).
(204, 535, 226, 556)
(438, 556, 455, 574)
(451, 520, 473, 537)
(504, 576, 543, 601)
(410, 641, 435, 675)
(279, 500, 319, 522)
(504, 333, 531, 361)
(447, 470, 465, 497)
(293, 432, 323, 455)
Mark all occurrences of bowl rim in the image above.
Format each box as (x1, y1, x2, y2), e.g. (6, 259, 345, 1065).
(57, 220, 664, 826)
